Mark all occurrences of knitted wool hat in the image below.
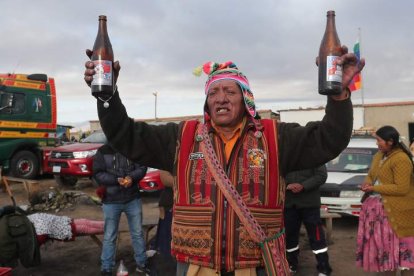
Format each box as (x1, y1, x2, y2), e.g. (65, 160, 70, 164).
(194, 61, 256, 122)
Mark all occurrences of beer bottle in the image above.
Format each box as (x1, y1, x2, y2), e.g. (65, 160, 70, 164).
(318, 10, 342, 95)
(91, 15, 114, 98)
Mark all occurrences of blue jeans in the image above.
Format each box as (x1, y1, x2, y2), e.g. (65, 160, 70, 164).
(101, 198, 146, 271)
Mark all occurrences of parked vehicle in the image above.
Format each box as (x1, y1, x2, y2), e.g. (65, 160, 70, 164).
(0, 73, 57, 179)
(47, 130, 165, 192)
(139, 168, 164, 193)
(320, 136, 378, 216)
(46, 131, 105, 186)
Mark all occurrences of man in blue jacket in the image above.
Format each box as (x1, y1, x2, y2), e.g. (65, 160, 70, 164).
(93, 143, 149, 276)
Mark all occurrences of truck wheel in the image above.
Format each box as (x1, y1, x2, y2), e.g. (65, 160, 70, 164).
(10, 150, 39, 179)
(54, 175, 78, 187)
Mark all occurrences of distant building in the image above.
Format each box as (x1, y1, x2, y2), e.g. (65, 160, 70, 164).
(88, 109, 278, 129)
(89, 120, 102, 133)
(279, 101, 414, 145)
(57, 124, 74, 139)
(87, 101, 414, 145)
(279, 105, 365, 129)
(56, 124, 73, 144)
(363, 101, 414, 143)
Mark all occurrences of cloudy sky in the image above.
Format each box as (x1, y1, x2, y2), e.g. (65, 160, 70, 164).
(2, 0, 413, 125)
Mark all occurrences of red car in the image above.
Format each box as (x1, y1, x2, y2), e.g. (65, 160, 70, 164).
(45, 131, 106, 186)
(47, 131, 164, 192)
(139, 168, 164, 192)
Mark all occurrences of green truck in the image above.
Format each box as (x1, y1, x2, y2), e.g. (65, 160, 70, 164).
(0, 73, 57, 179)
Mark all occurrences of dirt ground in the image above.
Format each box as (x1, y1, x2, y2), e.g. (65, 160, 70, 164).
(1, 177, 367, 276)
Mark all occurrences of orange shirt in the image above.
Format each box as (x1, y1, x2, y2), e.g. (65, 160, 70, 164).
(212, 118, 246, 162)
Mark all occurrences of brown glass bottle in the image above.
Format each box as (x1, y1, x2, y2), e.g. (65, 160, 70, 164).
(91, 15, 114, 97)
(318, 10, 342, 95)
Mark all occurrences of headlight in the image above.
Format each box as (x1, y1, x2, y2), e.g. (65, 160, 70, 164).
(340, 190, 364, 198)
(73, 149, 97, 158)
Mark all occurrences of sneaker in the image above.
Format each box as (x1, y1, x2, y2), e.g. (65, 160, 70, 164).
(317, 267, 332, 276)
(146, 249, 157, 258)
(316, 253, 332, 276)
(317, 264, 332, 276)
(101, 270, 112, 276)
(286, 250, 299, 274)
(136, 263, 151, 275)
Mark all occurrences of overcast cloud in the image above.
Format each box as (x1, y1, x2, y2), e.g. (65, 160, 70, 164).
(1, 0, 413, 125)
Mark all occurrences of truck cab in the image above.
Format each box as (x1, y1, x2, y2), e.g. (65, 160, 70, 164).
(0, 73, 57, 178)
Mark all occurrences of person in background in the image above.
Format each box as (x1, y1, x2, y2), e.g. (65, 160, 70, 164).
(284, 165, 332, 276)
(0, 207, 104, 268)
(84, 47, 364, 275)
(409, 139, 414, 158)
(27, 212, 104, 246)
(155, 171, 174, 257)
(150, 170, 176, 275)
(356, 125, 414, 275)
(61, 133, 69, 143)
(93, 143, 149, 276)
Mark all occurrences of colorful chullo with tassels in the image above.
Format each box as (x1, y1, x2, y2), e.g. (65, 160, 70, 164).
(194, 61, 257, 121)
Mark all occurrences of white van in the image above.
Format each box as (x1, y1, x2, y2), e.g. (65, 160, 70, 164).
(320, 136, 378, 216)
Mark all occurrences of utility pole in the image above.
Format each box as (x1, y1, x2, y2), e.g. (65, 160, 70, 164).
(153, 92, 158, 120)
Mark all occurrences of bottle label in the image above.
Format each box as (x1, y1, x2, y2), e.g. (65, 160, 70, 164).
(92, 60, 113, 86)
(326, 56, 342, 82)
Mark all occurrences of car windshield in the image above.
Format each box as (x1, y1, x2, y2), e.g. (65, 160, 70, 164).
(326, 148, 377, 173)
(82, 131, 107, 143)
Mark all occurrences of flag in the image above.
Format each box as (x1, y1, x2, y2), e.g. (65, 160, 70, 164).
(348, 41, 362, 92)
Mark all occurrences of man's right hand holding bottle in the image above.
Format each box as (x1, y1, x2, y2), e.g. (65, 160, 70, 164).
(316, 45, 365, 101)
(84, 49, 121, 88)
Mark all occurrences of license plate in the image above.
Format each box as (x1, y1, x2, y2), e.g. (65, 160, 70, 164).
(52, 166, 61, 173)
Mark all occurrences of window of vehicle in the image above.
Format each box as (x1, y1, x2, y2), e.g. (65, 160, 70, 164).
(326, 148, 377, 173)
(0, 91, 25, 114)
(82, 131, 107, 143)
